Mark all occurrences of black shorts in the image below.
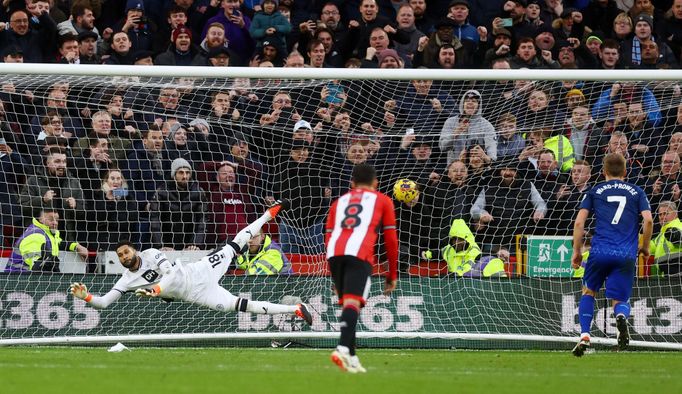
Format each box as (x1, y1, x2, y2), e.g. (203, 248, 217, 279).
(328, 255, 372, 306)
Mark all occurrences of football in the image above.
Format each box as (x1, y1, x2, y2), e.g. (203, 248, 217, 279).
(393, 179, 419, 203)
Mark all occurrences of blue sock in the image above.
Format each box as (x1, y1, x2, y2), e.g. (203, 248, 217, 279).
(614, 302, 631, 319)
(579, 295, 595, 335)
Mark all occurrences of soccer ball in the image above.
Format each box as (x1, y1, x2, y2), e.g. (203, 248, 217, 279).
(393, 179, 419, 203)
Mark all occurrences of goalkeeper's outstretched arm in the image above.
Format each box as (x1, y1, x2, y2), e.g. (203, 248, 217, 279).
(70, 283, 123, 309)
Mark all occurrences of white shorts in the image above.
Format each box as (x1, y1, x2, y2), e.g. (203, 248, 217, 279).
(178, 243, 240, 311)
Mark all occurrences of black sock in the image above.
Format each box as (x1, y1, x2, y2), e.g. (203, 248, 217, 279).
(350, 330, 357, 356)
(339, 305, 359, 352)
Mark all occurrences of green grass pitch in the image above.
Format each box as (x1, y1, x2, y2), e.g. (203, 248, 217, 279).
(1, 347, 681, 394)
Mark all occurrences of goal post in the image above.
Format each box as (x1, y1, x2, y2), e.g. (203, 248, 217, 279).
(0, 64, 681, 350)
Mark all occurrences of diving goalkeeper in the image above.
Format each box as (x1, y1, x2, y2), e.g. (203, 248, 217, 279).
(69, 201, 312, 324)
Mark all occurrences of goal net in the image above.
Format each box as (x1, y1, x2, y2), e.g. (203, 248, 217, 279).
(0, 65, 681, 350)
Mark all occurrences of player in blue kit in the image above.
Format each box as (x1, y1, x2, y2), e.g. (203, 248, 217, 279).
(571, 153, 653, 356)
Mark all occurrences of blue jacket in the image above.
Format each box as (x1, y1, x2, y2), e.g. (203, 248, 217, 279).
(122, 145, 166, 216)
(249, 10, 291, 49)
(592, 86, 662, 127)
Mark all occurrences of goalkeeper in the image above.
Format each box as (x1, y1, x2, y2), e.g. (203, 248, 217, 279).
(69, 201, 312, 324)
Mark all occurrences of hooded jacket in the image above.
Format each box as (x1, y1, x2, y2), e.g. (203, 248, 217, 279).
(439, 89, 497, 165)
(441, 218, 507, 277)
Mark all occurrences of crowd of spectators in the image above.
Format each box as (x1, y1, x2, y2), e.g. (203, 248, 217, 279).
(1, 0, 682, 273)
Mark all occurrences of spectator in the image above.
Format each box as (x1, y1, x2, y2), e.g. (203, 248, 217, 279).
(532, 149, 570, 202)
(592, 131, 645, 184)
(77, 31, 100, 64)
(0, 137, 31, 246)
(202, 0, 255, 65)
(155, 25, 199, 65)
(618, 100, 663, 168)
(550, 159, 593, 234)
(598, 38, 622, 69)
(669, 132, 682, 159)
(162, 122, 208, 172)
(100, 88, 139, 138)
(439, 89, 497, 167)
(249, 0, 291, 55)
(235, 229, 291, 274)
(272, 140, 330, 254)
(441, 218, 507, 277)
(592, 82, 662, 127)
(19, 149, 85, 242)
(73, 111, 132, 161)
(417, 18, 469, 67)
(305, 38, 328, 67)
(385, 78, 455, 135)
(514, 87, 564, 131)
(121, 126, 165, 249)
(205, 162, 256, 247)
(150, 157, 207, 250)
(192, 22, 230, 66)
(584, 34, 603, 58)
(30, 110, 71, 160)
(446, 0, 480, 46)
(318, 3, 348, 50)
(470, 159, 547, 252)
(0, 8, 57, 63)
(259, 91, 301, 127)
(409, 0, 435, 34)
(661, 0, 682, 64)
(622, 14, 677, 67)
(650, 200, 682, 276)
(347, 0, 409, 59)
(421, 159, 478, 255)
(4, 209, 88, 272)
(383, 134, 439, 190)
(608, 12, 633, 43)
(637, 39, 679, 68)
(87, 169, 138, 251)
(254, 36, 285, 66)
(645, 150, 682, 209)
(509, 37, 559, 69)
(584, 0, 623, 35)
(113, 0, 158, 53)
(29, 84, 85, 139)
(491, 0, 536, 43)
(481, 27, 513, 68)
(104, 31, 135, 64)
(73, 136, 115, 201)
(393, 3, 425, 65)
(56, 3, 102, 44)
(152, 5, 189, 54)
(496, 112, 526, 160)
(565, 105, 602, 162)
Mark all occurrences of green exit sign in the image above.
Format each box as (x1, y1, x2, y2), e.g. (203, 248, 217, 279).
(527, 236, 573, 277)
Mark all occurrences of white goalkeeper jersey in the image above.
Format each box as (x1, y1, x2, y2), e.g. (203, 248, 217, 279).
(112, 248, 177, 293)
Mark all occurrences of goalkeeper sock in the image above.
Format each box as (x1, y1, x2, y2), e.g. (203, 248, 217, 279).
(339, 305, 359, 351)
(242, 299, 296, 315)
(233, 213, 271, 249)
(578, 295, 595, 336)
(614, 302, 631, 319)
(350, 331, 356, 356)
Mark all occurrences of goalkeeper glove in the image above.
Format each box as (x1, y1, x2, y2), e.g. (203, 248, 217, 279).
(70, 282, 92, 302)
(135, 285, 161, 298)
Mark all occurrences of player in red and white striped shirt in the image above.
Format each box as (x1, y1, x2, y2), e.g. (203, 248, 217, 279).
(325, 164, 399, 373)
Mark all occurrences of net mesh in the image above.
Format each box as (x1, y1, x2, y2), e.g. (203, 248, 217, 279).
(0, 70, 681, 348)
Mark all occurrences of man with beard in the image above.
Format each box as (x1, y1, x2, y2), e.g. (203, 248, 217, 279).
(155, 24, 199, 65)
(19, 150, 86, 242)
(418, 18, 469, 67)
(470, 159, 547, 252)
(347, 0, 409, 59)
(409, 0, 434, 34)
(191, 22, 231, 66)
(78, 31, 100, 64)
(377, 48, 403, 68)
(201, 0, 255, 64)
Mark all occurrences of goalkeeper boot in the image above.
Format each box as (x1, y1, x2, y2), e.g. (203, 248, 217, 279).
(616, 314, 630, 351)
(572, 335, 591, 357)
(331, 346, 355, 373)
(295, 303, 313, 325)
(267, 199, 290, 218)
(349, 355, 367, 373)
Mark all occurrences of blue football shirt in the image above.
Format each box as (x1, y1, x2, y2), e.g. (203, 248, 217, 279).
(579, 179, 651, 259)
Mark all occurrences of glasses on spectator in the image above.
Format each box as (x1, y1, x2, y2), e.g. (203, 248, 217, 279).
(50, 118, 62, 125)
(615, 21, 630, 26)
